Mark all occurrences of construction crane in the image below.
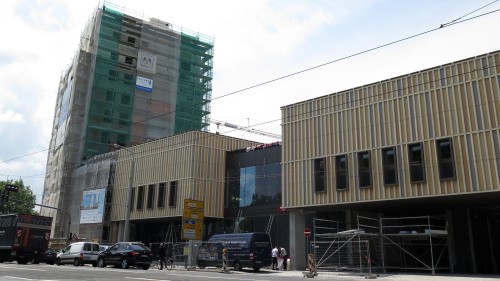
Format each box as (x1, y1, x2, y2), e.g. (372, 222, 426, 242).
(210, 118, 281, 139)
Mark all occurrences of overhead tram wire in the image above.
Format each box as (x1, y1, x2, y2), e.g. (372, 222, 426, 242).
(19, 60, 500, 182)
(2, 4, 499, 171)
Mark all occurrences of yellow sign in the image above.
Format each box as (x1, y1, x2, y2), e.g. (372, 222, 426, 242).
(182, 199, 204, 240)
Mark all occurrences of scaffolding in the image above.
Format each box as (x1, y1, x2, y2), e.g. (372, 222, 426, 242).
(312, 214, 451, 275)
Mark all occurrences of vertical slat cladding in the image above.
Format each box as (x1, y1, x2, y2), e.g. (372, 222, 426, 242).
(110, 131, 258, 221)
(281, 51, 500, 208)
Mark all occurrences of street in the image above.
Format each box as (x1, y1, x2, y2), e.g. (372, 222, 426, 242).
(0, 263, 313, 281)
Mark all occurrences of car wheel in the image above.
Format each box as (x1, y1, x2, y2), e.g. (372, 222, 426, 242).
(56, 258, 61, 266)
(142, 265, 149, 270)
(74, 258, 80, 266)
(97, 258, 106, 268)
(233, 260, 242, 271)
(92, 262, 97, 267)
(120, 258, 129, 269)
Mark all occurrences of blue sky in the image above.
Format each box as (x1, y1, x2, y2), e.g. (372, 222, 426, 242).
(0, 0, 499, 205)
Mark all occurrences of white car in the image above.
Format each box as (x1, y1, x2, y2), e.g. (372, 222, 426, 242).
(56, 242, 100, 267)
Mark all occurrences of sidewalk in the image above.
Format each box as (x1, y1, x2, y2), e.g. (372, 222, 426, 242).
(261, 269, 500, 280)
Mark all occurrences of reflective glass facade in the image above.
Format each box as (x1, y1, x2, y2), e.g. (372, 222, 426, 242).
(226, 162, 281, 208)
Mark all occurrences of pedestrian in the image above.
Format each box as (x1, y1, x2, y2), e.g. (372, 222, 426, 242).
(280, 246, 288, 270)
(271, 245, 278, 270)
(277, 246, 283, 270)
(158, 243, 166, 270)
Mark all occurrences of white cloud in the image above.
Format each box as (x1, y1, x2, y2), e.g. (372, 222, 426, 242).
(0, 109, 25, 124)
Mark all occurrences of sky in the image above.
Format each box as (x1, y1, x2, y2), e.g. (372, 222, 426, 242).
(0, 0, 499, 205)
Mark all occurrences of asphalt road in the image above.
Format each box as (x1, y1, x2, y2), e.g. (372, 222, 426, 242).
(0, 263, 320, 281)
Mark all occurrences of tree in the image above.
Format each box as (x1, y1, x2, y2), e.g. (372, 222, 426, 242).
(0, 179, 38, 215)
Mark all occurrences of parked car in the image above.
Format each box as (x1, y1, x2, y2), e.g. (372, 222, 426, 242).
(56, 242, 100, 267)
(40, 248, 58, 265)
(99, 243, 112, 253)
(97, 242, 153, 270)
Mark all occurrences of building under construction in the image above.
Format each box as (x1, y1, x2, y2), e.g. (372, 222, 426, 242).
(41, 2, 214, 237)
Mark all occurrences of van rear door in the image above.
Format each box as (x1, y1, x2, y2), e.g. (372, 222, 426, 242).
(251, 234, 272, 268)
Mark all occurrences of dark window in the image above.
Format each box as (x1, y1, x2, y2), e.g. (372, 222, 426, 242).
(136, 186, 144, 210)
(437, 138, 456, 180)
(336, 155, 348, 190)
(124, 73, 134, 80)
(125, 56, 133, 65)
(409, 143, 426, 182)
(146, 184, 154, 209)
(168, 181, 177, 207)
(121, 95, 131, 105)
(157, 182, 166, 208)
(130, 187, 135, 210)
(127, 36, 136, 44)
(382, 147, 398, 185)
(358, 151, 371, 188)
(106, 90, 114, 101)
(314, 158, 326, 192)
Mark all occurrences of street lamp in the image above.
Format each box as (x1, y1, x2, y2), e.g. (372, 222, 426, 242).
(113, 143, 135, 242)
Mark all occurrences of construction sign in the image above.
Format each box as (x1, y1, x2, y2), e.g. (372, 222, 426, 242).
(182, 199, 204, 240)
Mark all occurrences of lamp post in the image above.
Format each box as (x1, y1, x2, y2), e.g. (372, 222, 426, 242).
(114, 143, 135, 242)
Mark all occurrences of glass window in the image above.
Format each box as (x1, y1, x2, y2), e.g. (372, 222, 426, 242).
(224, 162, 281, 209)
(314, 158, 326, 192)
(157, 182, 165, 208)
(336, 155, 348, 190)
(382, 147, 398, 185)
(136, 186, 144, 210)
(168, 181, 177, 207)
(409, 143, 426, 182)
(358, 151, 371, 188)
(146, 184, 154, 209)
(436, 138, 455, 180)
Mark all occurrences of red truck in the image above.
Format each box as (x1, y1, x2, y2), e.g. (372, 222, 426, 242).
(0, 214, 53, 264)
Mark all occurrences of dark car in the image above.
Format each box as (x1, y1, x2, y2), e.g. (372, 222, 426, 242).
(97, 242, 153, 270)
(41, 248, 58, 265)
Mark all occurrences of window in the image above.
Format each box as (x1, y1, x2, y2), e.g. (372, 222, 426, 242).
(168, 181, 177, 207)
(314, 158, 326, 192)
(358, 151, 371, 188)
(127, 36, 136, 44)
(382, 147, 398, 185)
(409, 143, 425, 182)
(336, 155, 348, 190)
(157, 182, 166, 208)
(436, 138, 455, 180)
(146, 184, 154, 209)
(136, 186, 144, 210)
(125, 56, 133, 65)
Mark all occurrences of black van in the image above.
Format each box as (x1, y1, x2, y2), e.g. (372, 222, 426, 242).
(197, 232, 272, 271)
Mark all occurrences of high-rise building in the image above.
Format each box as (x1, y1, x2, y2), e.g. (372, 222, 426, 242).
(41, 3, 214, 237)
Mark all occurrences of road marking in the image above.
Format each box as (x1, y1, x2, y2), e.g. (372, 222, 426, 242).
(124, 277, 170, 281)
(0, 266, 46, 271)
(4, 277, 59, 281)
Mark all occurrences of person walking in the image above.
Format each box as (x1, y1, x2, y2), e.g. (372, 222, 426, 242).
(158, 243, 166, 270)
(271, 246, 278, 270)
(280, 246, 288, 270)
(277, 246, 283, 270)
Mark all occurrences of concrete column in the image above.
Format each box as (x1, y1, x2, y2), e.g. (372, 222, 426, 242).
(289, 209, 306, 270)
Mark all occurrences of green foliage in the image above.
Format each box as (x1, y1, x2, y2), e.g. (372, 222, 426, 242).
(0, 179, 38, 215)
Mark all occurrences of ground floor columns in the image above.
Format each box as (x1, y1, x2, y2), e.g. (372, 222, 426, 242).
(289, 209, 306, 270)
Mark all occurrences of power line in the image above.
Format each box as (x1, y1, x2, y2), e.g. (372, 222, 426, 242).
(2, 3, 499, 178)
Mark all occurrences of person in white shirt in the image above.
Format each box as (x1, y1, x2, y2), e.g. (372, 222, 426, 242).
(271, 246, 278, 270)
(280, 247, 288, 270)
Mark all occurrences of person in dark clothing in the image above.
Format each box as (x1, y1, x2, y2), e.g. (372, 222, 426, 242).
(158, 243, 166, 270)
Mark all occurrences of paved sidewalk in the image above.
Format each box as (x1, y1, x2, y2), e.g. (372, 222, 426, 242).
(263, 269, 500, 280)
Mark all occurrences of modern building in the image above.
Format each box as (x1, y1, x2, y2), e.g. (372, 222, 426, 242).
(281, 50, 500, 273)
(41, 2, 214, 237)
